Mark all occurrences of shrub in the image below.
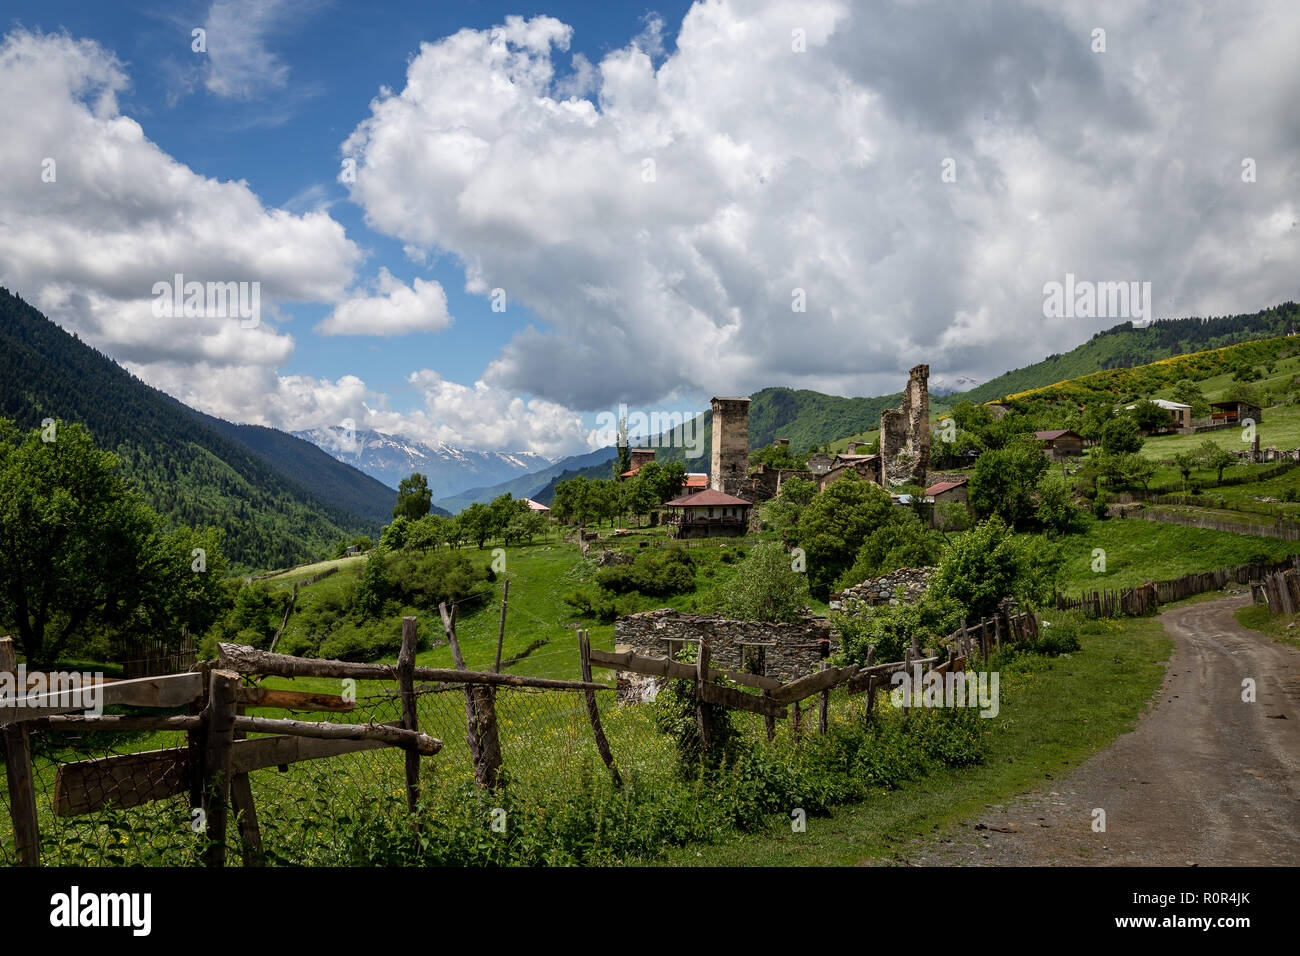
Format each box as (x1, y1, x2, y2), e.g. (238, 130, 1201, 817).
(648, 647, 746, 777)
(595, 548, 695, 596)
(719, 541, 811, 622)
(928, 518, 1061, 622)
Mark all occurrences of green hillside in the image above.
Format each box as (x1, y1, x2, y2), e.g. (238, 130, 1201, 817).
(0, 288, 385, 571)
(959, 302, 1300, 403)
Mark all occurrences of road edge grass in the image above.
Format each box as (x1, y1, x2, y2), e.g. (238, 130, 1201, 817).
(1233, 604, 1300, 650)
(649, 603, 1180, 867)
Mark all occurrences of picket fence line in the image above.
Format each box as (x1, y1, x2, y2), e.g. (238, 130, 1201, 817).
(1256, 567, 1300, 616)
(1113, 507, 1300, 541)
(1055, 556, 1300, 618)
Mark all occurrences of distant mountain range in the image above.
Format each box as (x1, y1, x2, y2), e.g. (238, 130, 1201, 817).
(8, 280, 1294, 572)
(0, 287, 394, 572)
(433, 447, 619, 512)
(295, 425, 550, 499)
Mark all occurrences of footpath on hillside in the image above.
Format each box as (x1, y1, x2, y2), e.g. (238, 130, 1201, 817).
(871, 593, 1300, 866)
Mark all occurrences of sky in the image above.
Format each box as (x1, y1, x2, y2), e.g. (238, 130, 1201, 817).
(1, 0, 1297, 459)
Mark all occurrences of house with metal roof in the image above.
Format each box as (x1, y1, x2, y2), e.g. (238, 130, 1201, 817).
(661, 489, 753, 538)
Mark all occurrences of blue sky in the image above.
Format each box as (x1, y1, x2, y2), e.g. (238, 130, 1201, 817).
(1, 1, 1296, 457)
(0, 0, 699, 452)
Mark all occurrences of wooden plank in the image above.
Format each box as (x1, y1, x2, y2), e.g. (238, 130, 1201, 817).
(231, 726, 405, 773)
(233, 716, 440, 755)
(54, 747, 191, 816)
(230, 772, 263, 866)
(768, 665, 858, 705)
(0, 671, 204, 724)
(54, 726, 412, 817)
(588, 647, 782, 691)
(698, 680, 788, 718)
(234, 686, 354, 712)
(34, 715, 202, 732)
(217, 642, 606, 692)
(0, 638, 41, 866)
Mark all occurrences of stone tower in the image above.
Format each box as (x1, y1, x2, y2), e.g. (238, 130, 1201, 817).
(879, 364, 930, 486)
(710, 397, 751, 494)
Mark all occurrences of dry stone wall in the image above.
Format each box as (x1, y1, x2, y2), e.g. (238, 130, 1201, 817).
(614, 608, 833, 701)
(829, 567, 933, 611)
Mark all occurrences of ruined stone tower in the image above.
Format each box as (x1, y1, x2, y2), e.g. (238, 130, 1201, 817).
(710, 396, 751, 494)
(879, 364, 930, 486)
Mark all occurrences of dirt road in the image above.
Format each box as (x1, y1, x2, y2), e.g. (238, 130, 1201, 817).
(875, 593, 1300, 866)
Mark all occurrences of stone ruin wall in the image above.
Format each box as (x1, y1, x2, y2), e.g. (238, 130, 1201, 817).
(614, 609, 834, 702)
(880, 364, 931, 487)
(828, 567, 933, 611)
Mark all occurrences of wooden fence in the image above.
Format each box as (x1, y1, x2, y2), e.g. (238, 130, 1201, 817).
(4, 597, 1042, 866)
(1055, 556, 1300, 618)
(1257, 567, 1300, 615)
(1113, 507, 1300, 541)
(118, 631, 197, 680)
(0, 600, 610, 867)
(589, 605, 1039, 740)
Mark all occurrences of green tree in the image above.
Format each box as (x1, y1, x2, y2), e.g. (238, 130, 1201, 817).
(928, 518, 1061, 622)
(749, 444, 810, 471)
(968, 435, 1050, 528)
(1197, 440, 1235, 483)
(793, 473, 895, 598)
(834, 510, 944, 590)
(1117, 452, 1155, 491)
(720, 542, 811, 622)
(1170, 379, 1212, 419)
(1174, 452, 1197, 490)
(1129, 399, 1172, 433)
(1035, 473, 1082, 537)
(355, 550, 392, 619)
(1100, 416, 1143, 455)
(460, 502, 494, 549)
(393, 473, 433, 521)
(0, 420, 228, 666)
(623, 473, 659, 526)
(379, 515, 410, 550)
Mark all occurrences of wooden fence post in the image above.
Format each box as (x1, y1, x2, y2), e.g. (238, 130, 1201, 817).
(398, 616, 420, 812)
(695, 638, 712, 754)
(202, 669, 239, 867)
(818, 663, 829, 736)
(577, 630, 622, 788)
(441, 602, 501, 789)
(229, 703, 264, 866)
(0, 637, 40, 866)
(493, 580, 510, 673)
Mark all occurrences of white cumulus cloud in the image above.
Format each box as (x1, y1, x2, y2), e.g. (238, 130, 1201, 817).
(315, 268, 453, 336)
